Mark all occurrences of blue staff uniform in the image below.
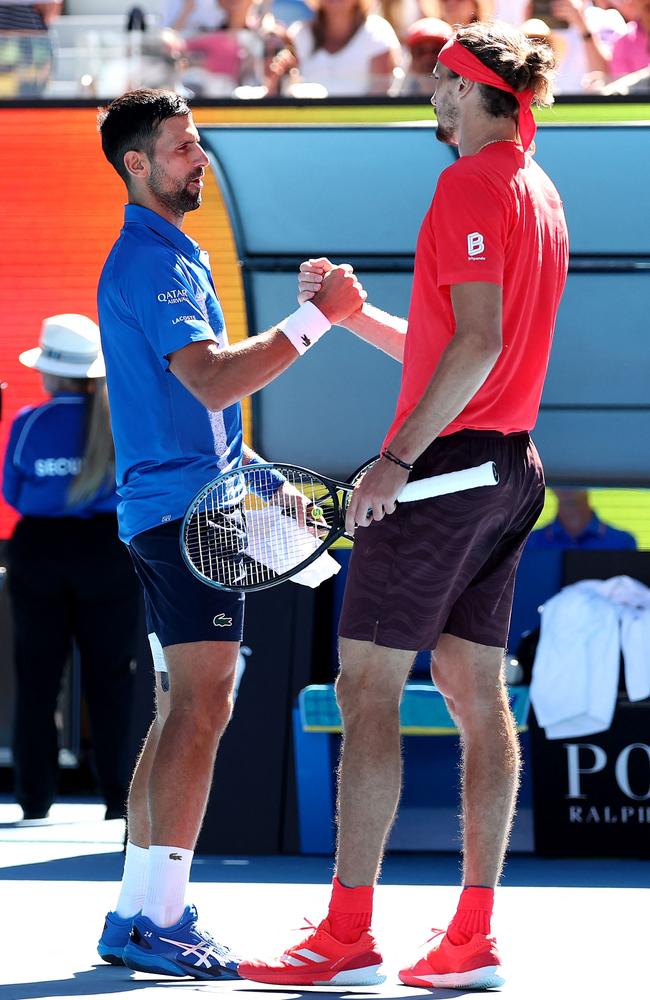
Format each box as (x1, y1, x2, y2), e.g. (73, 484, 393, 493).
(2, 392, 117, 516)
(97, 204, 244, 648)
(526, 515, 637, 551)
(2, 390, 140, 820)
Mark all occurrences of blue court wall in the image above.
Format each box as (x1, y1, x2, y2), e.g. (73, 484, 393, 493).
(200, 123, 650, 486)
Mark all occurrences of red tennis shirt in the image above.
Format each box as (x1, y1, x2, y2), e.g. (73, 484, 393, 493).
(384, 143, 569, 443)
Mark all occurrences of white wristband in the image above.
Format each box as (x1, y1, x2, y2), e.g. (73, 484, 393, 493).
(277, 302, 331, 356)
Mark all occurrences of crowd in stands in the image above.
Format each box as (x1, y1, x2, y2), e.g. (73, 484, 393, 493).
(0, 0, 648, 99)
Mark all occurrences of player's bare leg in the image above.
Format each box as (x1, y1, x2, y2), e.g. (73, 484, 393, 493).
(148, 640, 239, 849)
(99, 643, 239, 968)
(430, 633, 520, 888)
(118, 640, 243, 979)
(239, 637, 414, 986)
(335, 638, 414, 887)
(127, 671, 170, 848)
(398, 635, 515, 990)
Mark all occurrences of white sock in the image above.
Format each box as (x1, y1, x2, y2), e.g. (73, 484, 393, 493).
(115, 842, 149, 918)
(142, 845, 194, 928)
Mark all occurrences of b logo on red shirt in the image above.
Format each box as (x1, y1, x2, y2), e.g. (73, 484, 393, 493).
(467, 232, 485, 258)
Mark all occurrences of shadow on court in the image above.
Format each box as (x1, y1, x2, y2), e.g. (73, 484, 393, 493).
(1, 970, 469, 1000)
(0, 967, 170, 999)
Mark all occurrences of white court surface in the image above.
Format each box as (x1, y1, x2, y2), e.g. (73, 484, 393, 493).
(0, 800, 648, 1000)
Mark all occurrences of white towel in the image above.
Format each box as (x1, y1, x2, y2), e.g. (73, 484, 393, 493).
(290, 552, 341, 588)
(244, 506, 340, 588)
(531, 576, 650, 740)
(531, 586, 620, 739)
(587, 577, 650, 704)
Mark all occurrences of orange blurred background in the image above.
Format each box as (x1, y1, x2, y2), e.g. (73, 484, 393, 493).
(0, 107, 249, 539)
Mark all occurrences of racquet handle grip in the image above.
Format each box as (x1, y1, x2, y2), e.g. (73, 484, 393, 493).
(398, 461, 498, 503)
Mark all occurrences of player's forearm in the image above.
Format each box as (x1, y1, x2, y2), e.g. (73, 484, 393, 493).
(341, 303, 407, 362)
(174, 327, 301, 412)
(386, 330, 502, 463)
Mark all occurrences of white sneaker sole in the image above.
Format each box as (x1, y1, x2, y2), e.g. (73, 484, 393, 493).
(404, 965, 505, 989)
(315, 964, 386, 986)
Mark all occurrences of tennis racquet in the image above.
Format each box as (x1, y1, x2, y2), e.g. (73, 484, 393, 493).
(180, 459, 499, 593)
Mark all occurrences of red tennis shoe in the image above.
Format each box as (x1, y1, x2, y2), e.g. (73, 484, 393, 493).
(399, 928, 505, 989)
(238, 918, 385, 986)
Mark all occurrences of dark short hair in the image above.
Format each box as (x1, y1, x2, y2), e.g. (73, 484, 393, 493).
(97, 88, 191, 184)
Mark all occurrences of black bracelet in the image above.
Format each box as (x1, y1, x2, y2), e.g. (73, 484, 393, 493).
(381, 448, 413, 472)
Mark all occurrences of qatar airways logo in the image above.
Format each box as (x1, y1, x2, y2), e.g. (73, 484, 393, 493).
(157, 288, 190, 304)
(467, 232, 486, 260)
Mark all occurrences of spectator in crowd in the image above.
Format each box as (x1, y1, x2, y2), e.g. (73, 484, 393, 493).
(437, 0, 488, 27)
(163, 0, 225, 33)
(288, 0, 402, 96)
(379, 0, 444, 35)
(182, 0, 265, 94)
(398, 17, 452, 94)
(0, 0, 61, 96)
(526, 489, 638, 550)
(260, 21, 301, 95)
(94, 24, 188, 99)
(609, 0, 650, 79)
(493, 0, 529, 26)
(1, 315, 141, 822)
(550, 0, 626, 90)
(522, 16, 568, 66)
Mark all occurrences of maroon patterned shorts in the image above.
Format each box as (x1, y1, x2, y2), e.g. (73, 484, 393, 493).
(338, 430, 545, 651)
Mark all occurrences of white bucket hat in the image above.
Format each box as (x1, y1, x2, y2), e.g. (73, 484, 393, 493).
(19, 314, 106, 379)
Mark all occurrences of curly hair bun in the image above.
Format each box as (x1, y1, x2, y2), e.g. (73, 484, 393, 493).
(458, 21, 556, 108)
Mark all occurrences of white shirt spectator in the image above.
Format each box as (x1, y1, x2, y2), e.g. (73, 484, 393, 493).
(163, 0, 225, 33)
(554, 3, 626, 92)
(493, 0, 529, 26)
(290, 14, 399, 95)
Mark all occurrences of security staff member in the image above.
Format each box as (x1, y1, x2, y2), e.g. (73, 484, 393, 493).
(526, 489, 637, 550)
(2, 314, 141, 821)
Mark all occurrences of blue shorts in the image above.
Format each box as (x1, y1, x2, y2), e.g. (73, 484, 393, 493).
(129, 519, 244, 649)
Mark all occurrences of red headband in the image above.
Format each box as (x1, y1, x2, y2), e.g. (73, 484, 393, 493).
(437, 38, 536, 152)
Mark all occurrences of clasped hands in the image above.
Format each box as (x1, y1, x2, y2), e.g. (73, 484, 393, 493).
(301, 257, 366, 326)
(298, 257, 406, 534)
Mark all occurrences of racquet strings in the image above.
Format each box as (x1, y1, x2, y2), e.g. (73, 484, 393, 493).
(183, 466, 340, 588)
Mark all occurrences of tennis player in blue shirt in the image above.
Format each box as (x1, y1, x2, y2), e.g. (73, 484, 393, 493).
(96, 88, 365, 979)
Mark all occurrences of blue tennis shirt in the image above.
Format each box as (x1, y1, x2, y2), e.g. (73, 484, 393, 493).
(97, 204, 243, 543)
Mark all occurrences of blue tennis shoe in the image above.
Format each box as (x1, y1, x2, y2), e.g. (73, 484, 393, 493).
(123, 904, 241, 980)
(97, 910, 134, 965)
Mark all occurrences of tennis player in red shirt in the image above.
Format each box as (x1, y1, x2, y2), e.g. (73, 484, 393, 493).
(240, 21, 568, 990)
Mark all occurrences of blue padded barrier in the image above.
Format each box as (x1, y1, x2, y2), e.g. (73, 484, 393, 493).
(299, 682, 530, 735)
